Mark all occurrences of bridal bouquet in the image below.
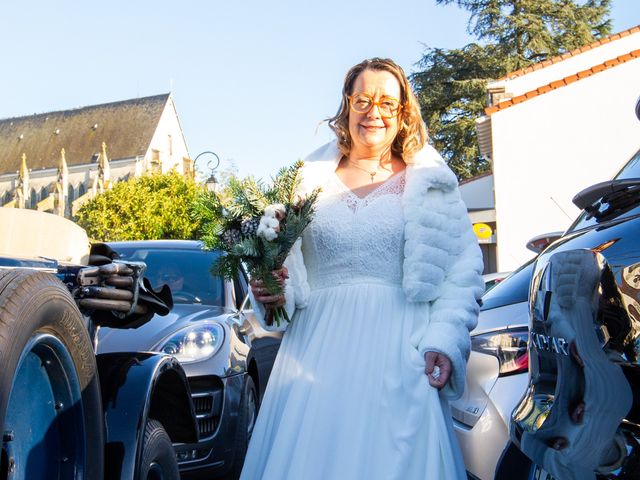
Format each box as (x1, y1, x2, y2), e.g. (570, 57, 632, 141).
(192, 160, 320, 326)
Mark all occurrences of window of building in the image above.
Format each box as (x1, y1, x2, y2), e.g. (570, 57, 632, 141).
(151, 149, 161, 173)
(183, 157, 193, 177)
(29, 188, 37, 209)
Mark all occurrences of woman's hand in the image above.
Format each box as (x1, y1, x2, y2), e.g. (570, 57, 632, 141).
(250, 266, 289, 307)
(424, 351, 452, 389)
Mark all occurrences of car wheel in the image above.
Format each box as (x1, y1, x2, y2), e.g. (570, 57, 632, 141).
(0, 269, 104, 480)
(230, 375, 258, 479)
(138, 419, 180, 480)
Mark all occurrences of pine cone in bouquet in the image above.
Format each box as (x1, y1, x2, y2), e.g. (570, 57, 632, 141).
(222, 228, 242, 247)
(241, 217, 260, 237)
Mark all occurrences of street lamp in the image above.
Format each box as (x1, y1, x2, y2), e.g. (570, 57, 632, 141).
(193, 151, 221, 192)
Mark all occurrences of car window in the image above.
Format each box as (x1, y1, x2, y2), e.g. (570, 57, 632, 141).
(114, 247, 225, 306)
(569, 148, 640, 231)
(480, 260, 534, 311)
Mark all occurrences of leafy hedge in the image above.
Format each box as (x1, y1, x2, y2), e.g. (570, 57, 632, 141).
(75, 171, 204, 241)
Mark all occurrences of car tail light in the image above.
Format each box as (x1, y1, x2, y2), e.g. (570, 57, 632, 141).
(471, 327, 529, 376)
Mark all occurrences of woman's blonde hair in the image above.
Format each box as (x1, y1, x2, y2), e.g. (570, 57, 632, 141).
(328, 57, 428, 159)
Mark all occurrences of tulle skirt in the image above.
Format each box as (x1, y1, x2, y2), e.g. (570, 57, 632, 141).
(240, 281, 466, 480)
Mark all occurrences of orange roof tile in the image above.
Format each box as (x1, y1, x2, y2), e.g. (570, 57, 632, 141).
(499, 25, 640, 81)
(485, 49, 640, 115)
(564, 74, 578, 84)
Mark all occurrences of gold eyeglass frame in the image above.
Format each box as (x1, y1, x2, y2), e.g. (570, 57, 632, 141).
(348, 93, 403, 118)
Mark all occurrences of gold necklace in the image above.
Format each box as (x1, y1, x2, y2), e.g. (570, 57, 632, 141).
(347, 159, 390, 183)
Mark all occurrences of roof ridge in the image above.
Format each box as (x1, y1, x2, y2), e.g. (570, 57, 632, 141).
(486, 48, 640, 115)
(0, 93, 171, 123)
(498, 25, 640, 81)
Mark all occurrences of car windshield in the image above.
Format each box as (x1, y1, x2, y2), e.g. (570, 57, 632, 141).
(480, 260, 534, 311)
(114, 247, 224, 306)
(569, 147, 640, 231)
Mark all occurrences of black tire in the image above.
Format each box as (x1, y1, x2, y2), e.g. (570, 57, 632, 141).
(0, 269, 103, 480)
(230, 375, 258, 479)
(138, 419, 180, 480)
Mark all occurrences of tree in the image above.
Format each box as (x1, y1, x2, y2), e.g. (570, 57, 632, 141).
(411, 0, 612, 179)
(75, 171, 204, 241)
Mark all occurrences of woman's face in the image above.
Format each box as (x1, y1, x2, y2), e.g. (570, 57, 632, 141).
(348, 69, 402, 156)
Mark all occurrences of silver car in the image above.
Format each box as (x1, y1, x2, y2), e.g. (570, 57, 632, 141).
(453, 261, 533, 480)
(97, 240, 283, 479)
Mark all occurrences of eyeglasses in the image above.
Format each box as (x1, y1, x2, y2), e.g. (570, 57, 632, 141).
(348, 93, 402, 118)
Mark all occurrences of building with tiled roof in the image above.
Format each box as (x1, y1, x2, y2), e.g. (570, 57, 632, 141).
(473, 25, 640, 271)
(0, 93, 190, 216)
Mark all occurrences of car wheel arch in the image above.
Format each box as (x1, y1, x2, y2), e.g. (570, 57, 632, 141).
(148, 367, 199, 444)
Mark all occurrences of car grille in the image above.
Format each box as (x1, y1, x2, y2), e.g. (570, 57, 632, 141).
(192, 394, 213, 415)
(189, 377, 223, 439)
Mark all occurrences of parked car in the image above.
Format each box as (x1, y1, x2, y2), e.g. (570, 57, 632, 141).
(503, 143, 640, 480)
(97, 240, 283, 479)
(453, 261, 533, 480)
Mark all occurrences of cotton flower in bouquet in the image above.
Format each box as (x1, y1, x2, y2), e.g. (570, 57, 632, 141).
(192, 161, 320, 326)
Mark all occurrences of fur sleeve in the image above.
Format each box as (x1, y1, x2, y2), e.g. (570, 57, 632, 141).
(411, 196, 484, 400)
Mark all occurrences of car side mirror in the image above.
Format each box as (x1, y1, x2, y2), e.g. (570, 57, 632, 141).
(525, 231, 563, 253)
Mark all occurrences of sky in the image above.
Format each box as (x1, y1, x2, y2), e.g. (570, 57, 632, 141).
(0, 0, 638, 181)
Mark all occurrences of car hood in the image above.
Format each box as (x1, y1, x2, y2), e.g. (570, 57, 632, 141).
(96, 304, 234, 354)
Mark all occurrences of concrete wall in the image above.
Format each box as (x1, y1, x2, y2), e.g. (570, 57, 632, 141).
(491, 57, 640, 271)
(460, 174, 494, 211)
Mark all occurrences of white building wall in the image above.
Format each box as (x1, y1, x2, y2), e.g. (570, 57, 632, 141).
(145, 98, 190, 173)
(491, 58, 640, 271)
(491, 31, 640, 97)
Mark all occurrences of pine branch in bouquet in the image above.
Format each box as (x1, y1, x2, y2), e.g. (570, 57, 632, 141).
(191, 191, 225, 247)
(225, 177, 268, 218)
(267, 160, 305, 205)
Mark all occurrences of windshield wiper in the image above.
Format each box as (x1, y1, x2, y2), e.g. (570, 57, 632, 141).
(573, 178, 640, 222)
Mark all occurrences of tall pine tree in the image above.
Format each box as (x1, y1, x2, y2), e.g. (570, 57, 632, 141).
(412, 0, 612, 179)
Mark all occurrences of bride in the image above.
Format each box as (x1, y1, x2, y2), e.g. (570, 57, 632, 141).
(241, 57, 484, 480)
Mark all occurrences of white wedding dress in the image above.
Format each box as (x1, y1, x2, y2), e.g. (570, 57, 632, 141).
(240, 171, 467, 480)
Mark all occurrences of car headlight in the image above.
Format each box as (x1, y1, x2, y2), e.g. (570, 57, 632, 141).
(155, 322, 225, 363)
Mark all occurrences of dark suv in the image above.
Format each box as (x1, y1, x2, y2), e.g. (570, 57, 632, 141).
(502, 141, 640, 480)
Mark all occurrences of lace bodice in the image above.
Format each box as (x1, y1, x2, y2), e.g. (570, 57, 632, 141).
(301, 171, 405, 289)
